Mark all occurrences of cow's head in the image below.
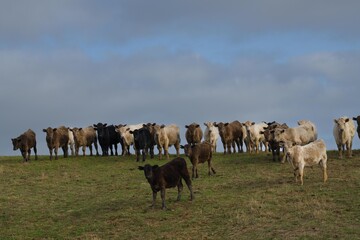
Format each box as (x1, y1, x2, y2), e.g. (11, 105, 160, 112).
(138, 164, 158, 181)
(11, 138, 21, 150)
(334, 117, 350, 133)
(180, 144, 192, 157)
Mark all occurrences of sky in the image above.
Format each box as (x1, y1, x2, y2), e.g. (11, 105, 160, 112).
(2, 0, 360, 156)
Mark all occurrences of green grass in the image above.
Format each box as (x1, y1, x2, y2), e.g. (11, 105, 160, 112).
(1, 150, 360, 239)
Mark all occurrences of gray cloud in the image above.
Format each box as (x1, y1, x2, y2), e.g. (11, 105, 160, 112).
(1, 1, 360, 156)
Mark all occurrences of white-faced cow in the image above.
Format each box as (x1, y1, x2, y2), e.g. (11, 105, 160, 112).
(203, 122, 219, 152)
(11, 129, 38, 162)
(333, 116, 355, 158)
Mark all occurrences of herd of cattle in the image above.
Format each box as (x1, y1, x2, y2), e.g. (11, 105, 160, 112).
(10, 116, 360, 209)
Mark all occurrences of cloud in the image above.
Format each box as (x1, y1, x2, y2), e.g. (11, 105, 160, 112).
(2, 1, 360, 156)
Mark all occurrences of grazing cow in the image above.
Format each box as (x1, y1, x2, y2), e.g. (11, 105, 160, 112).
(243, 121, 268, 154)
(138, 157, 194, 210)
(43, 126, 69, 160)
(68, 129, 75, 156)
(185, 123, 203, 145)
(142, 123, 158, 159)
(70, 127, 99, 157)
(214, 121, 243, 154)
(284, 139, 328, 185)
(203, 122, 219, 152)
(352, 116, 360, 139)
(11, 129, 38, 162)
(115, 123, 143, 155)
(154, 124, 181, 160)
(181, 142, 215, 179)
(130, 127, 153, 162)
(333, 116, 355, 158)
(93, 123, 122, 156)
(262, 122, 288, 161)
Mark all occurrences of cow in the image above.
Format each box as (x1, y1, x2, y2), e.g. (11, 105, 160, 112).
(138, 157, 194, 210)
(115, 123, 143, 155)
(93, 123, 122, 156)
(284, 139, 328, 185)
(185, 123, 203, 145)
(214, 121, 243, 154)
(262, 122, 288, 161)
(11, 129, 38, 162)
(142, 123, 158, 159)
(297, 120, 318, 142)
(43, 126, 69, 160)
(154, 124, 181, 160)
(70, 127, 99, 157)
(243, 121, 268, 154)
(130, 127, 153, 162)
(333, 116, 355, 158)
(181, 142, 215, 179)
(203, 122, 219, 152)
(352, 116, 360, 139)
(68, 129, 75, 156)
(273, 123, 316, 147)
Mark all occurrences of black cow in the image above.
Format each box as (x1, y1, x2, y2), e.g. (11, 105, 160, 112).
(93, 123, 123, 156)
(138, 157, 194, 210)
(130, 127, 153, 162)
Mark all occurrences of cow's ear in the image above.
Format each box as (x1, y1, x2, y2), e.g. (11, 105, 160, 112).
(79, 128, 82, 131)
(129, 130, 134, 134)
(138, 166, 144, 171)
(152, 123, 156, 126)
(161, 125, 165, 128)
(251, 122, 255, 125)
(334, 119, 338, 124)
(260, 131, 264, 134)
(53, 128, 57, 132)
(180, 145, 184, 149)
(143, 124, 146, 127)
(152, 165, 159, 170)
(353, 117, 357, 120)
(224, 123, 229, 126)
(196, 124, 200, 128)
(93, 124, 97, 127)
(345, 118, 350, 122)
(43, 129, 46, 132)
(104, 123, 107, 127)
(185, 125, 189, 128)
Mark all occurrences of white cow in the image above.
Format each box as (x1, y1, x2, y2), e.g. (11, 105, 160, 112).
(285, 139, 328, 185)
(68, 129, 75, 156)
(115, 123, 144, 155)
(333, 116, 355, 158)
(297, 120, 318, 142)
(203, 122, 219, 152)
(154, 124, 181, 160)
(243, 121, 268, 154)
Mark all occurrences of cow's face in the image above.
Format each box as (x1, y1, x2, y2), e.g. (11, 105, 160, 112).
(334, 118, 350, 133)
(93, 123, 107, 137)
(11, 138, 21, 150)
(131, 129, 140, 141)
(138, 164, 158, 181)
(70, 128, 82, 139)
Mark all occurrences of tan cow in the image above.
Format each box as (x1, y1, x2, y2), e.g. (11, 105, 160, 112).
(154, 124, 181, 160)
(185, 123, 203, 145)
(70, 127, 99, 157)
(43, 126, 69, 160)
(11, 129, 38, 162)
(243, 121, 268, 154)
(285, 139, 328, 185)
(333, 116, 355, 158)
(214, 121, 244, 154)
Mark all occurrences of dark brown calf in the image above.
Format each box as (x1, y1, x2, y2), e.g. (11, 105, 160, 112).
(181, 142, 215, 179)
(11, 129, 38, 162)
(138, 157, 194, 210)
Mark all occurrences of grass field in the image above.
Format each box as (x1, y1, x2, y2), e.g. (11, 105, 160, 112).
(1, 150, 360, 239)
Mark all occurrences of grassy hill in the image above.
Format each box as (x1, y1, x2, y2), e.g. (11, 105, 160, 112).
(1, 151, 359, 239)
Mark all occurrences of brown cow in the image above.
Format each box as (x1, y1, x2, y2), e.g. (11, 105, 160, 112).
(43, 126, 69, 160)
(214, 121, 244, 154)
(70, 127, 99, 157)
(185, 123, 203, 145)
(11, 129, 38, 162)
(138, 157, 194, 210)
(181, 142, 215, 179)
